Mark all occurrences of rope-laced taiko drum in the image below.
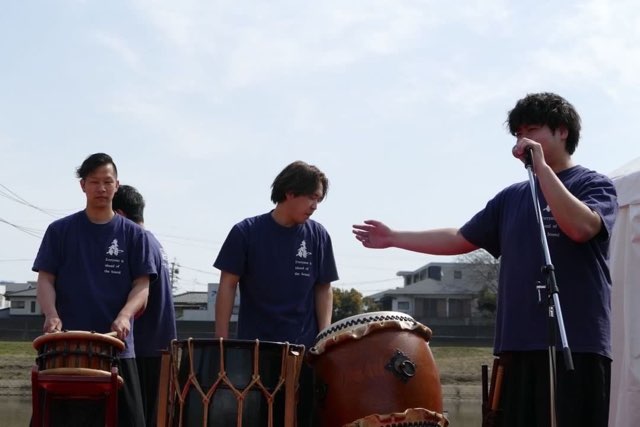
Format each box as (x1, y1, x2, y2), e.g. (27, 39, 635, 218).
(162, 338, 305, 427)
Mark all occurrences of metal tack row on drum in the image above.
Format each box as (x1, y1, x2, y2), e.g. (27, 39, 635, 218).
(344, 408, 449, 427)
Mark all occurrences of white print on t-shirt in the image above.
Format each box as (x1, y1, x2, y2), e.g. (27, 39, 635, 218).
(296, 240, 312, 259)
(107, 239, 124, 256)
(294, 260, 311, 277)
(104, 239, 125, 275)
(295, 240, 312, 277)
(543, 214, 560, 238)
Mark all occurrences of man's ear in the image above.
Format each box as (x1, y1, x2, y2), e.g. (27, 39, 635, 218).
(79, 179, 86, 193)
(557, 126, 569, 141)
(114, 209, 126, 218)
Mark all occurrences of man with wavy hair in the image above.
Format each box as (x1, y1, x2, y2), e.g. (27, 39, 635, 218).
(214, 160, 339, 426)
(354, 93, 618, 427)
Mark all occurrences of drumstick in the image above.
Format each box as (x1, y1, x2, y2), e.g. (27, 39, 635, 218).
(491, 363, 505, 411)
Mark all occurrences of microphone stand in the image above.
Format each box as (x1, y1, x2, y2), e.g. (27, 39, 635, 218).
(524, 150, 574, 427)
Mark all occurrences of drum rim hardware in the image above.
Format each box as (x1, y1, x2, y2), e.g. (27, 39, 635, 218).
(385, 349, 417, 383)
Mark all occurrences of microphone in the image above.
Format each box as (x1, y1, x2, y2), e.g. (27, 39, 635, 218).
(524, 148, 533, 169)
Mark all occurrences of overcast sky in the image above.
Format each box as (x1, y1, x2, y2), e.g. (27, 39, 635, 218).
(2, 0, 639, 295)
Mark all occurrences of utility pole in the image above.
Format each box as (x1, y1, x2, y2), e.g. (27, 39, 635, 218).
(170, 258, 180, 292)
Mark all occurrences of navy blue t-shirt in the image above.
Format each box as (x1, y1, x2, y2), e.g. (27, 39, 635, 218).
(460, 165, 618, 358)
(133, 230, 177, 357)
(33, 211, 157, 358)
(214, 212, 339, 348)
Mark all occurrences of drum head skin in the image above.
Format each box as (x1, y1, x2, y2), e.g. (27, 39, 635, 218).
(310, 311, 431, 357)
(33, 330, 125, 352)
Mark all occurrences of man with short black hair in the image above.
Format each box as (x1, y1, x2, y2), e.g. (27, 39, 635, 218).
(34, 153, 155, 427)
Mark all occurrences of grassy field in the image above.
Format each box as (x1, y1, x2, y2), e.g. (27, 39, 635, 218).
(0, 341, 36, 356)
(0, 341, 36, 395)
(0, 341, 495, 399)
(431, 346, 494, 384)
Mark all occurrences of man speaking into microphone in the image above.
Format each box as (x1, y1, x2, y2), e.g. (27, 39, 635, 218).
(353, 92, 618, 427)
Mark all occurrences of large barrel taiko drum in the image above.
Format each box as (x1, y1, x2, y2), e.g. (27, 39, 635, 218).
(307, 311, 443, 427)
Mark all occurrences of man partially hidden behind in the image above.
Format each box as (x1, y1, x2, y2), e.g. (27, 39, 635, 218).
(113, 184, 177, 427)
(33, 153, 156, 427)
(214, 160, 339, 426)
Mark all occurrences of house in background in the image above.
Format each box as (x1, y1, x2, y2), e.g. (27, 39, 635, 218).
(369, 262, 497, 331)
(0, 281, 243, 340)
(173, 282, 240, 322)
(1, 281, 35, 308)
(2, 281, 240, 323)
(0, 268, 493, 343)
(173, 291, 208, 320)
(0, 281, 14, 309)
(1, 281, 41, 317)
(3, 265, 494, 328)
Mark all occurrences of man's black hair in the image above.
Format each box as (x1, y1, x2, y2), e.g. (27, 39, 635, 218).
(76, 153, 118, 179)
(507, 92, 581, 154)
(112, 184, 145, 224)
(270, 161, 329, 204)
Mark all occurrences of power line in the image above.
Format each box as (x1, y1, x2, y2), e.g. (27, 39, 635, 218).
(156, 235, 217, 250)
(0, 184, 67, 218)
(179, 265, 217, 275)
(0, 217, 43, 238)
(0, 184, 218, 252)
(155, 233, 218, 245)
(0, 184, 417, 291)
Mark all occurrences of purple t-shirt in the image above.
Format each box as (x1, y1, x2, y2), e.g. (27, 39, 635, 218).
(133, 230, 177, 357)
(33, 211, 157, 358)
(214, 212, 339, 348)
(460, 165, 618, 358)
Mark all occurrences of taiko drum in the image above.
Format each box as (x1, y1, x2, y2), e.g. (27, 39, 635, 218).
(308, 311, 443, 427)
(33, 330, 125, 376)
(163, 338, 305, 427)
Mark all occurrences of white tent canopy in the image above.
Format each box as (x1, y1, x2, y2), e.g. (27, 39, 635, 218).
(609, 156, 640, 426)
